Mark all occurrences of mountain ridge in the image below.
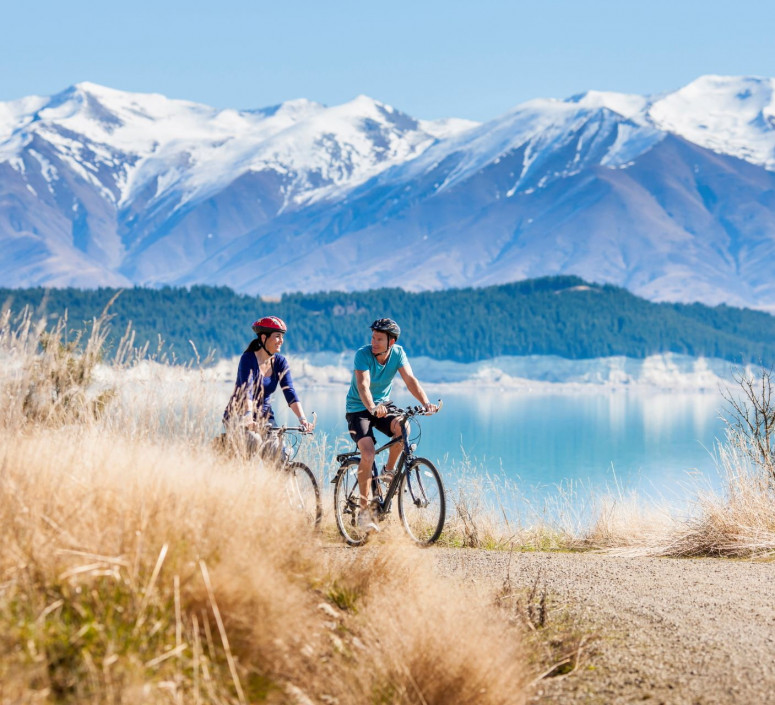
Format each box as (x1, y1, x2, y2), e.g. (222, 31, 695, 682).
(3, 276, 774, 365)
(2, 76, 775, 308)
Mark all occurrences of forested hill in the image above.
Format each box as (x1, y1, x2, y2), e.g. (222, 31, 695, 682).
(2, 276, 775, 365)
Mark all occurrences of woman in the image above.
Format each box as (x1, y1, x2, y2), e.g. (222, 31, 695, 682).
(224, 316, 312, 452)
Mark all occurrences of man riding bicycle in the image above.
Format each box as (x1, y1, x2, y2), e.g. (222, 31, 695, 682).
(345, 318, 438, 532)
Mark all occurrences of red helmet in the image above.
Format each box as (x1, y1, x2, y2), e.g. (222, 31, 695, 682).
(252, 316, 287, 336)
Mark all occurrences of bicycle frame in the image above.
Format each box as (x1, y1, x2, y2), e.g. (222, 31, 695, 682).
(334, 404, 437, 518)
(266, 411, 317, 464)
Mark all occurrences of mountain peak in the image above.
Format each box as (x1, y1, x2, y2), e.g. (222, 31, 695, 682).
(73, 81, 129, 98)
(678, 73, 773, 94)
(656, 74, 775, 113)
(330, 94, 397, 120)
(564, 90, 648, 120)
(36, 83, 123, 127)
(36, 82, 192, 130)
(247, 98, 327, 127)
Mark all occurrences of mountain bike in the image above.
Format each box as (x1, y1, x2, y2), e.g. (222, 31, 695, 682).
(264, 420, 322, 529)
(332, 402, 445, 546)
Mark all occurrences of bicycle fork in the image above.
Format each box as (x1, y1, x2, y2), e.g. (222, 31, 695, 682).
(405, 465, 431, 508)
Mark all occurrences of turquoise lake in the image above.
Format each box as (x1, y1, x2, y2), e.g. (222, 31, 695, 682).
(269, 386, 729, 505)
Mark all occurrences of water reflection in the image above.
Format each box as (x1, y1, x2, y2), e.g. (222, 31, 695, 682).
(270, 386, 728, 502)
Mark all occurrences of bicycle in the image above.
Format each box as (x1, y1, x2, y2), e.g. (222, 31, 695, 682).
(332, 402, 445, 546)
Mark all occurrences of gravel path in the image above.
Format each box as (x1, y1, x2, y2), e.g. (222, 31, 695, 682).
(434, 549, 775, 705)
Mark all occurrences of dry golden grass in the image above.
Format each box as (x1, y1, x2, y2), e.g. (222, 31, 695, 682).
(652, 436, 775, 558)
(0, 423, 530, 704)
(440, 468, 676, 553)
(0, 309, 529, 704)
(323, 544, 529, 704)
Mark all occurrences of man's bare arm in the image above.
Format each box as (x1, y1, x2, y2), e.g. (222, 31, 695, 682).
(398, 363, 437, 412)
(355, 369, 376, 412)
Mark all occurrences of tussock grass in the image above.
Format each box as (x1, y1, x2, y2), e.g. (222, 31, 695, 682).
(0, 308, 530, 704)
(653, 435, 775, 558)
(323, 544, 528, 704)
(0, 428, 530, 703)
(0, 428, 316, 701)
(440, 465, 675, 553)
(437, 463, 578, 551)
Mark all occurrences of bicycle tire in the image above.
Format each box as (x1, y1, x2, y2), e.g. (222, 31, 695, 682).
(284, 461, 322, 529)
(333, 458, 370, 546)
(398, 457, 445, 545)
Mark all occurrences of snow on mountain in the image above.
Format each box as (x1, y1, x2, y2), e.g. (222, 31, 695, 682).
(194, 126, 775, 307)
(418, 116, 479, 140)
(2, 76, 775, 311)
(0, 83, 477, 286)
(1, 83, 464, 211)
(566, 89, 649, 119)
(374, 96, 665, 197)
(374, 75, 775, 199)
(647, 75, 775, 170)
(238, 94, 442, 208)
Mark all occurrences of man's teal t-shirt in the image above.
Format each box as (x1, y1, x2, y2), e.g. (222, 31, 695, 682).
(345, 344, 408, 413)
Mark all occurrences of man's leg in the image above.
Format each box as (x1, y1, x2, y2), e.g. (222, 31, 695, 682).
(384, 418, 408, 475)
(357, 436, 376, 510)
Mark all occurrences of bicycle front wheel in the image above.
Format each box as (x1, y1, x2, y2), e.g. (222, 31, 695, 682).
(283, 462, 322, 529)
(333, 458, 369, 546)
(398, 457, 445, 545)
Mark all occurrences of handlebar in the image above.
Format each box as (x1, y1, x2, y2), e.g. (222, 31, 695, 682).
(266, 400, 442, 434)
(268, 411, 317, 435)
(396, 399, 443, 419)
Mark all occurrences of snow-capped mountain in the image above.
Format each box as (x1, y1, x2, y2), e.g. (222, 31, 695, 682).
(0, 82, 475, 287)
(2, 76, 775, 309)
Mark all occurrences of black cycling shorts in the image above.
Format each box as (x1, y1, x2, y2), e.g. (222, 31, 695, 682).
(346, 404, 400, 445)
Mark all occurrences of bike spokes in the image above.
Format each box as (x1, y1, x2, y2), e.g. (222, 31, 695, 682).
(284, 462, 321, 528)
(334, 459, 370, 545)
(398, 458, 445, 545)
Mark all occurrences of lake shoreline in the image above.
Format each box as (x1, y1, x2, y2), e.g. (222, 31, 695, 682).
(202, 350, 748, 395)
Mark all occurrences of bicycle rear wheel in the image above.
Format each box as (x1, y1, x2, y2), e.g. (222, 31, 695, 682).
(283, 461, 322, 528)
(398, 457, 445, 545)
(333, 458, 370, 546)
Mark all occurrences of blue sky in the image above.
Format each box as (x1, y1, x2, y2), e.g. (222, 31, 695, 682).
(2, 0, 774, 121)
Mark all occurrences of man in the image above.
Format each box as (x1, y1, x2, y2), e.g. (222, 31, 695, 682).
(345, 318, 438, 532)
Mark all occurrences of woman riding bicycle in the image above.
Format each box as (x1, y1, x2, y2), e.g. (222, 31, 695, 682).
(224, 316, 313, 456)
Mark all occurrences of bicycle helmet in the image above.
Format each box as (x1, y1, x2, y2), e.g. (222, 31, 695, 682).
(252, 316, 287, 336)
(250, 316, 287, 352)
(370, 318, 400, 341)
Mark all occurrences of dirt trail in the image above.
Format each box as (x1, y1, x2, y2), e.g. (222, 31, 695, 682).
(434, 550, 775, 705)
